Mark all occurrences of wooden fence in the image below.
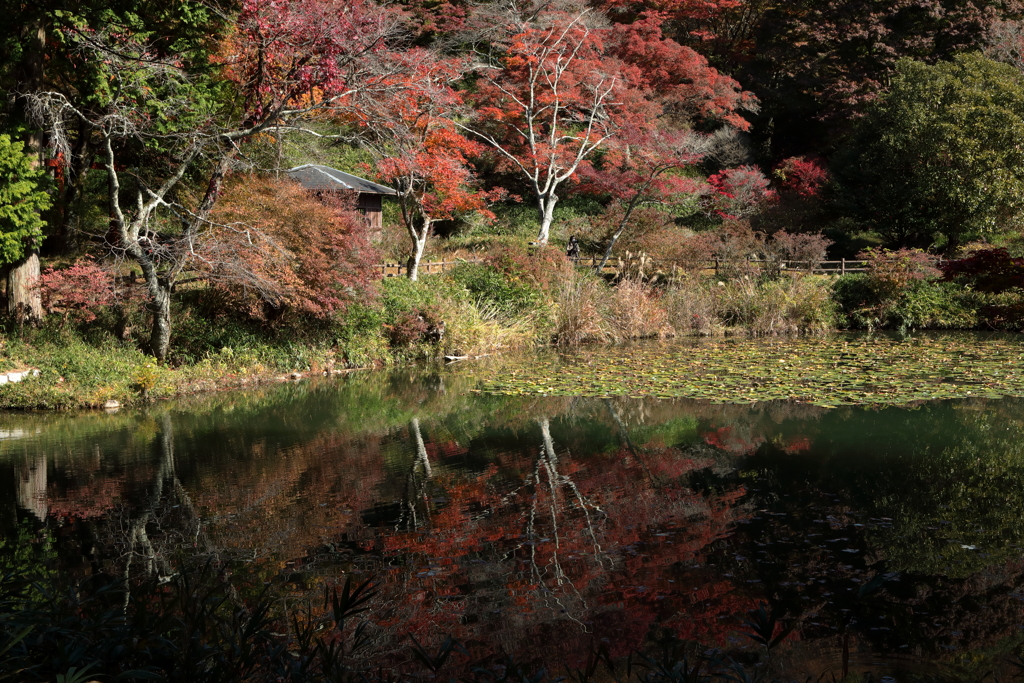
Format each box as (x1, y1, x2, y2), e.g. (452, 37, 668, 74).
(376, 260, 482, 277)
(570, 256, 883, 275)
(374, 256, 939, 278)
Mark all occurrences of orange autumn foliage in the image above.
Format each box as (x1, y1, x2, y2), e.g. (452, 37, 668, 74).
(205, 177, 377, 322)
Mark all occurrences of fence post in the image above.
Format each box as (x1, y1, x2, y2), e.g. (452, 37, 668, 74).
(841, 258, 845, 275)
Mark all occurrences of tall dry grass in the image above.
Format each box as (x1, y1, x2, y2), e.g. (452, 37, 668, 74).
(553, 269, 611, 346)
(661, 273, 836, 336)
(548, 269, 836, 347)
(604, 277, 674, 340)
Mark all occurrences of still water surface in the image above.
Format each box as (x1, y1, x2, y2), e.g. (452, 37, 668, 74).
(2, 356, 1024, 680)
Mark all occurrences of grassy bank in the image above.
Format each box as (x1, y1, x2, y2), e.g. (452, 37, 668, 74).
(3, 243, 1023, 410)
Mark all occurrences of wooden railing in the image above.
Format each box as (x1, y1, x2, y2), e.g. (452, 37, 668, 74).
(376, 256, 944, 278)
(570, 256, 878, 275)
(376, 259, 482, 277)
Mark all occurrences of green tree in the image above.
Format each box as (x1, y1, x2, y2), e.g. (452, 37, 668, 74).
(0, 134, 48, 263)
(0, 0, 229, 253)
(0, 134, 50, 318)
(833, 53, 1024, 252)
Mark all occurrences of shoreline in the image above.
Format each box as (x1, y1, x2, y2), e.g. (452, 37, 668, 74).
(4, 329, 1021, 412)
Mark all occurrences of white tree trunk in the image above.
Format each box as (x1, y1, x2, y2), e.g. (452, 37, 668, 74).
(536, 196, 558, 246)
(406, 220, 431, 281)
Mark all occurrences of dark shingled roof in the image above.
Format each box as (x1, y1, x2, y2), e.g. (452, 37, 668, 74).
(286, 164, 397, 195)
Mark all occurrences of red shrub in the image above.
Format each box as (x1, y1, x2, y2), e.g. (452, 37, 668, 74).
(706, 166, 774, 219)
(39, 257, 115, 322)
(770, 230, 832, 269)
(485, 243, 573, 295)
(941, 248, 1024, 292)
(774, 156, 829, 198)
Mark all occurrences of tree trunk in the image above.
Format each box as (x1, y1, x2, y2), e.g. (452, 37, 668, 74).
(7, 18, 47, 322)
(596, 195, 646, 273)
(596, 220, 628, 273)
(536, 195, 558, 246)
(55, 122, 93, 254)
(148, 285, 172, 362)
(410, 418, 432, 478)
(406, 221, 430, 281)
(20, 18, 46, 167)
(6, 251, 43, 322)
(539, 417, 557, 465)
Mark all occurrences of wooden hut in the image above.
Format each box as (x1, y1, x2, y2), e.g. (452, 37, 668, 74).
(286, 164, 397, 230)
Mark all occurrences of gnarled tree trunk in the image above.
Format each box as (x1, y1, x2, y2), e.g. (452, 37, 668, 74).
(6, 251, 43, 322)
(148, 285, 172, 362)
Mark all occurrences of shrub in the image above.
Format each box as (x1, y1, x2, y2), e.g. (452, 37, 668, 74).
(717, 276, 835, 334)
(446, 262, 542, 319)
(833, 274, 976, 331)
(388, 309, 445, 348)
(595, 205, 677, 257)
(485, 243, 574, 296)
(773, 156, 829, 198)
(663, 274, 836, 335)
(941, 247, 1024, 292)
(968, 288, 1024, 330)
(768, 231, 833, 273)
(38, 257, 115, 323)
(662, 231, 720, 274)
(705, 166, 774, 219)
(661, 277, 722, 335)
(333, 303, 388, 368)
(430, 294, 542, 356)
(859, 247, 941, 295)
(208, 177, 378, 323)
(831, 248, 976, 331)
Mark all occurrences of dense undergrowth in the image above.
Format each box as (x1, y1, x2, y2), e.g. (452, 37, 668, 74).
(2, 241, 1023, 410)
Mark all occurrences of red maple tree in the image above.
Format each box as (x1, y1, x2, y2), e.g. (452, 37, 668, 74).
(352, 49, 498, 280)
(466, 9, 655, 246)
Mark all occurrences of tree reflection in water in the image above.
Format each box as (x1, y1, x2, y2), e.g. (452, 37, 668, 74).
(2, 375, 1024, 680)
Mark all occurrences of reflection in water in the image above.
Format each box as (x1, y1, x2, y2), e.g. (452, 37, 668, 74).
(2, 368, 1024, 679)
(16, 452, 46, 521)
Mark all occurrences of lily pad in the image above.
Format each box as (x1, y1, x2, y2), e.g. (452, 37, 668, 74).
(467, 335, 1024, 407)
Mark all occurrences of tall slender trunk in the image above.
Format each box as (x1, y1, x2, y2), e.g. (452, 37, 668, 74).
(16, 453, 47, 522)
(596, 219, 628, 273)
(410, 418, 432, 478)
(536, 194, 558, 246)
(6, 17, 46, 320)
(55, 122, 93, 254)
(596, 196, 643, 273)
(539, 417, 557, 465)
(406, 218, 431, 281)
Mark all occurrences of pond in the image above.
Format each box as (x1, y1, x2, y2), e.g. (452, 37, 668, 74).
(2, 335, 1024, 681)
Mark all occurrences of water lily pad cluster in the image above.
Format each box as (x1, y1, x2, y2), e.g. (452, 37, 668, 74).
(471, 336, 1024, 407)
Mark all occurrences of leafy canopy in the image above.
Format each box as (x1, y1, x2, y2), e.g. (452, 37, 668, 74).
(833, 53, 1024, 251)
(0, 135, 50, 265)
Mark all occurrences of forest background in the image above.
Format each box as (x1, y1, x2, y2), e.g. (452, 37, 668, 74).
(5, 0, 1024, 407)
